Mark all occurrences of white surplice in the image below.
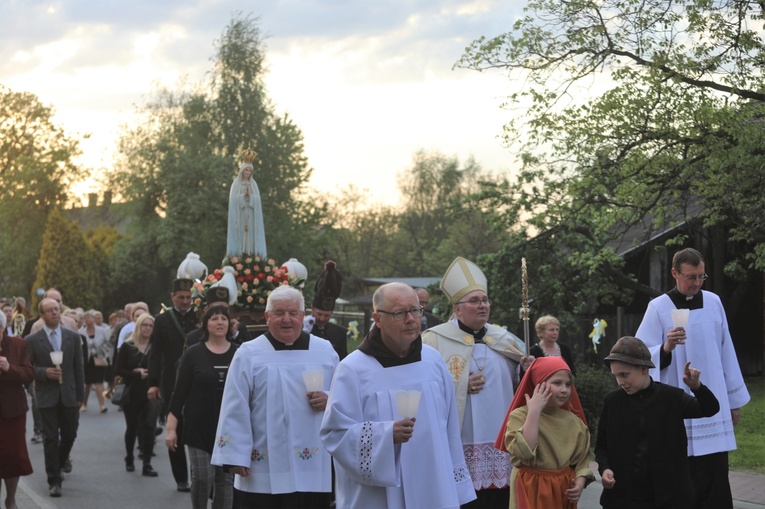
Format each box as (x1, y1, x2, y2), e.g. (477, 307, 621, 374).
(636, 291, 750, 456)
(320, 345, 476, 509)
(423, 321, 520, 490)
(210, 334, 339, 494)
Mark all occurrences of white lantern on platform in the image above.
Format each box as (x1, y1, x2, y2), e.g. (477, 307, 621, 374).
(281, 258, 308, 288)
(177, 252, 208, 281)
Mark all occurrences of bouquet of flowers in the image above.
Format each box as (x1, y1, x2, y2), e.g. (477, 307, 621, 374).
(193, 256, 305, 310)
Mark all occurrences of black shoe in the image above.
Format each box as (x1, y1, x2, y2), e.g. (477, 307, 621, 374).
(177, 481, 191, 492)
(49, 484, 61, 497)
(125, 457, 135, 472)
(62, 457, 72, 473)
(142, 465, 158, 477)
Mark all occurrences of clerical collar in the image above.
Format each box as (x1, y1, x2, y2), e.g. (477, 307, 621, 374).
(265, 331, 310, 351)
(667, 288, 704, 310)
(457, 320, 487, 343)
(357, 326, 422, 367)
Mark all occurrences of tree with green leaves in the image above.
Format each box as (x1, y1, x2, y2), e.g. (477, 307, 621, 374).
(393, 150, 511, 276)
(0, 85, 87, 298)
(111, 13, 326, 304)
(32, 209, 101, 310)
(456, 0, 765, 308)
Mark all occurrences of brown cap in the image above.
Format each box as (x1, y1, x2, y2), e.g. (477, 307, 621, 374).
(205, 287, 230, 305)
(172, 278, 193, 293)
(604, 336, 655, 368)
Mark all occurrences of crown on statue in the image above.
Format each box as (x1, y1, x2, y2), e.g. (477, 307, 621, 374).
(240, 148, 257, 164)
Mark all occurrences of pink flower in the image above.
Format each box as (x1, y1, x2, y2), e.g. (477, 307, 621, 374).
(236, 263, 243, 270)
(230, 257, 239, 264)
(267, 276, 273, 283)
(247, 296, 254, 303)
(242, 282, 248, 290)
(244, 268, 251, 275)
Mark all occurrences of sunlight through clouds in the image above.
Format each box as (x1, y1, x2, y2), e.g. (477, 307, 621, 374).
(1, 1, 522, 207)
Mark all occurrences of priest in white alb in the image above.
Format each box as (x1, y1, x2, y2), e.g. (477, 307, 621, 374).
(636, 247, 750, 509)
(211, 285, 339, 508)
(320, 282, 476, 509)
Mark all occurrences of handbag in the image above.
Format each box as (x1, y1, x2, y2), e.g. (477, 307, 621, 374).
(110, 379, 130, 406)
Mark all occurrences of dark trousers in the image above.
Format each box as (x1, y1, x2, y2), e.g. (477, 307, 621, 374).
(122, 397, 158, 465)
(235, 490, 330, 509)
(167, 410, 188, 483)
(25, 382, 42, 433)
(461, 486, 510, 508)
(690, 451, 733, 509)
(39, 402, 79, 486)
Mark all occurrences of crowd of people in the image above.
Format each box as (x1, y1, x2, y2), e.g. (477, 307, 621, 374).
(0, 247, 752, 509)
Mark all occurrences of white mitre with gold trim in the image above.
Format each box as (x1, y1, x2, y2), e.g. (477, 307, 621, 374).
(440, 257, 487, 304)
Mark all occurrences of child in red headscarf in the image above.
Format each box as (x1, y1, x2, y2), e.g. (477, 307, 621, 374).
(495, 357, 594, 509)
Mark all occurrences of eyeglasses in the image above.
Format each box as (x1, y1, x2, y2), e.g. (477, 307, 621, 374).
(376, 307, 424, 321)
(677, 272, 708, 282)
(456, 298, 491, 306)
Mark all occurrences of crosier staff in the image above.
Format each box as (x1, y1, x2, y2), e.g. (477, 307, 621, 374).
(521, 257, 530, 353)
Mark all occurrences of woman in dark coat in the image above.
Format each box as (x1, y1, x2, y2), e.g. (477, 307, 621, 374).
(166, 305, 238, 509)
(0, 314, 35, 509)
(116, 312, 159, 476)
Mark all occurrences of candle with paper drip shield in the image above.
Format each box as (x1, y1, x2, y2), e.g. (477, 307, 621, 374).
(395, 390, 421, 419)
(50, 351, 63, 384)
(671, 308, 690, 328)
(302, 370, 325, 392)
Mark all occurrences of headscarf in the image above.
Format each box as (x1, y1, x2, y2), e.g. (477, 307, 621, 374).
(494, 356, 586, 452)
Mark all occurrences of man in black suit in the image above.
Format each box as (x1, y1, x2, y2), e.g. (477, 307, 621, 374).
(25, 298, 84, 497)
(308, 260, 348, 360)
(415, 287, 443, 331)
(147, 278, 198, 492)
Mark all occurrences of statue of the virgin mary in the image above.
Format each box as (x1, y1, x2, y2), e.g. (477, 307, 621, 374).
(226, 149, 267, 258)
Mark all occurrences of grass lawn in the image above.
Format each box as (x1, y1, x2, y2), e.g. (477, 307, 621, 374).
(729, 375, 765, 474)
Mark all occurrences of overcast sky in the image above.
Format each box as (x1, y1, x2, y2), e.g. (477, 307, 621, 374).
(2, 0, 522, 206)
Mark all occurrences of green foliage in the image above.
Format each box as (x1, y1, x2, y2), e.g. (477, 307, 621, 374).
(111, 13, 326, 301)
(32, 209, 102, 310)
(0, 85, 86, 298)
(456, 0, 765, 299)
(322, 151, 512, 297)
(85, 226, 125, 312)
(574, 362, 616, 443)
(729, 376, 765, 473)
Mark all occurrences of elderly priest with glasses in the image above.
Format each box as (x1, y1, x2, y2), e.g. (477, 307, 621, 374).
(422, 257, 531, 509)
(321, 282, 476, 508)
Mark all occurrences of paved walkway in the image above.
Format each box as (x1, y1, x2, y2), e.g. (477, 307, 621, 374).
(580, 461, 765, 509)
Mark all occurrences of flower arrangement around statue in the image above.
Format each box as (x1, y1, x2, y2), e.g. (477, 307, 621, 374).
(193, 256, 305, 310)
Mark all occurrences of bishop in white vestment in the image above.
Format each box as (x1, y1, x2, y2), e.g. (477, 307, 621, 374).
(422, 257, 531, 508)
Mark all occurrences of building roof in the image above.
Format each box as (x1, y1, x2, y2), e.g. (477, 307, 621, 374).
(360, 277, 441, 288)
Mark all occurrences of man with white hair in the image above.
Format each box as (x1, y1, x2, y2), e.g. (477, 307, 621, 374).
(212, 285, 339, 508)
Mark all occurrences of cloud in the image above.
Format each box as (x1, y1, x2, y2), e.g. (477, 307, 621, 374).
(1, 0, 521, 205)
